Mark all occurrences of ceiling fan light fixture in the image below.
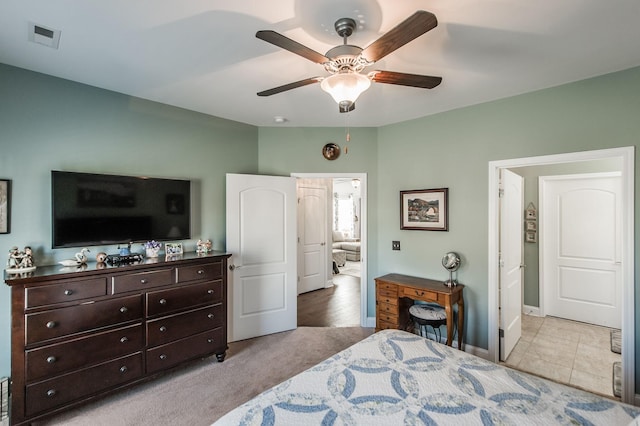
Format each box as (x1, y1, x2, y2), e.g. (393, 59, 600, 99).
(320, 72, 371, 111)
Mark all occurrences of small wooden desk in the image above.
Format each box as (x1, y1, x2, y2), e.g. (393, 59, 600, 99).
(375, 273, 464, 349)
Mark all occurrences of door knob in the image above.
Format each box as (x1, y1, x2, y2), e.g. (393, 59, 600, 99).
(229, 264, 242, 271)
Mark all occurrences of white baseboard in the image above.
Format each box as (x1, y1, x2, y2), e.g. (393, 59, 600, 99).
(523, 305, 541, 316)
(365, 316, 376, 328)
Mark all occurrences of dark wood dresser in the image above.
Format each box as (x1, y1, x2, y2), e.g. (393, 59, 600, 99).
(4, 251, 230, 426)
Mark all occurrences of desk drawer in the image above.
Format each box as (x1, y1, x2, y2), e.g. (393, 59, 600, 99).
(377, 319, 398, 330)
(402, 287, 438, 302)
(376, 311, 398, 325)
(377, 302, 398, 316)
(376, 291, 398, 306)
(26, 278, 108, 308)
(377, 282, 397, 293)
(111, 269, 174, 293)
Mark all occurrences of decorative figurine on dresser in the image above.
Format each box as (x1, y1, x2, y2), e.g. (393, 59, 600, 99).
(4, 250, 231, 426)
(6, 245, 36, 274)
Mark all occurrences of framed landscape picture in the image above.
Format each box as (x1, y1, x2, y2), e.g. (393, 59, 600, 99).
(400, 188, 448, 231)
(0, 179, 10, 234)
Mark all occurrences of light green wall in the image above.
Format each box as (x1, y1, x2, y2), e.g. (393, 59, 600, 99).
(0, 64, 259, 378)
(2, 62, 640, 390)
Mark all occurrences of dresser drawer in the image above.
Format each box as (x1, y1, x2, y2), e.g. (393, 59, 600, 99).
(26, 324, 143, 382)
(175, 261, 222, 283)
(111, 268, 174, 293)
(147, 280, 223, 317)
(376, 281, 398, 293)
(376, 290, 398, 305)
(26, 295, 143, 345)
(377, 302, 398, 316)
(26, 277, 108, 308)
(146, 327, 224, 374)
(147, 304, 223, 347)
(402, 287, 438, 302)
(25, 353, 143, 417)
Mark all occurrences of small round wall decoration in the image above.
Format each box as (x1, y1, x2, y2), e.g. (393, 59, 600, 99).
(322, 143, 340, 160)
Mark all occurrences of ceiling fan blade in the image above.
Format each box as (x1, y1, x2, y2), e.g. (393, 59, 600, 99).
(369, 70, 442, 89)
(361, 11, 437, 63)
(257, 77, 323, 97)
(256, 30, 330, 64)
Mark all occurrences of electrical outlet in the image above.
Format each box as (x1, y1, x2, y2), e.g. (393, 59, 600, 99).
(392, 241, 401, 250)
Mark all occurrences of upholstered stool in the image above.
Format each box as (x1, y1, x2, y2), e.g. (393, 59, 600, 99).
(409, 303, 448, 342)
(332, 249, 346, 267)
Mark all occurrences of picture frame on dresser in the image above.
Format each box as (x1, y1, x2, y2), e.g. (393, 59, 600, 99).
(400, 188, 448, 231)
(0, 179, 10, 234)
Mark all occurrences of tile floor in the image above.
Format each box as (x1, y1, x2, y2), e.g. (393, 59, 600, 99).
(503, 314, 621, 400)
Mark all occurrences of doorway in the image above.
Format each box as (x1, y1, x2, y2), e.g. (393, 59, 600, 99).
(292, 172, 367, 328)
(487, 147, 634, 403)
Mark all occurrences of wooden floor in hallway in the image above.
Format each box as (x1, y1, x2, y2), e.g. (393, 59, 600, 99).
(298, 268, 360, 327)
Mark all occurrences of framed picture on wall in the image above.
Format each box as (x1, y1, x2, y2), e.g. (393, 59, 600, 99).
(525, 231, 537, 243)
(525, 220, 537, 231)
(0, 179, 10, 234)
(400, 188, 448, 231)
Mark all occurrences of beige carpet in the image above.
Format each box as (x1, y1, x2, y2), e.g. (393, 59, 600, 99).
(34, 326, 373, 426)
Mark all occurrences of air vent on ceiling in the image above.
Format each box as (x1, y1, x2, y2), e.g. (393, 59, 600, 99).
(28, 22, 61, 49)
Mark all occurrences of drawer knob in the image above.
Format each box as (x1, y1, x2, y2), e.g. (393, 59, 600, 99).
(64, 289, 73, 296)
(207, 289, 214, 295)
(120, 366, 128, 373)
(159, 326, 167, 332)
(140, 279, 147, 284)
(159, 354, 167, 360)
(120, 336, 129, 343)
(197, 269, 205, 275)
(159, 298, 167, 305)
(46, 321, 57, 329)
(46, 389, 56, 397)
(207, 313, 214, 319)
(46, 356, 57, 364)
(120, 306, 128, 313)
(207, 338, 214, 343)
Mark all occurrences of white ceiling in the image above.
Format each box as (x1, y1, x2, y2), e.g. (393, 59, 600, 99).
(2, 0, 639, 128)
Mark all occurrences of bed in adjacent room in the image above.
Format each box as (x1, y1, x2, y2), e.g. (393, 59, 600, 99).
(214, 329, 639, 425)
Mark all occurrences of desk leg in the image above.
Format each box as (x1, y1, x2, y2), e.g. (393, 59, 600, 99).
(457, 295, 464, 350)
(445, 303, 453, 346)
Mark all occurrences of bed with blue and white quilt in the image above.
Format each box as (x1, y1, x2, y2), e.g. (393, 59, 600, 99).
(214, 329, 640, 425)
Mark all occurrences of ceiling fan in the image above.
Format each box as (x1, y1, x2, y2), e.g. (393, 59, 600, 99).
(256, 10, 442, 113)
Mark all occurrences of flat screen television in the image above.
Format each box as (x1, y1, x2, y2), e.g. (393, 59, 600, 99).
(52, 170, 191, 248)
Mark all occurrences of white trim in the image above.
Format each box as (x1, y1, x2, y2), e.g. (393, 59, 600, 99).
(292, 172, 368, 327)
(488, 147, 634, 404)
(523, 305, 541, 317)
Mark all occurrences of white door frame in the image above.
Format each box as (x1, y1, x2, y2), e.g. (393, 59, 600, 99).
(292, 172, 368, 328)
(487, 147, 634, 404)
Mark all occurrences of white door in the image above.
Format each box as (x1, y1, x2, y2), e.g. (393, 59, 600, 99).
(297, 184, 328, 294)
(226, 173, 297, 342)
(500, 169, 524, 361)
(541, 172, 622, 328)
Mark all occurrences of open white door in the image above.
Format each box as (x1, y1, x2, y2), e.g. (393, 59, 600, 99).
(297, 183, 328, 294)
(500, 169, 524, 361)
(226, 173, 297, 342)
(541, 172, 622, 328)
